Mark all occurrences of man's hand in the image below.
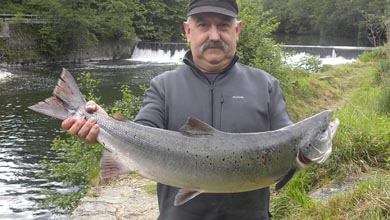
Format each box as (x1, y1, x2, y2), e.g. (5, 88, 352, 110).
(61, 101, 107, 144)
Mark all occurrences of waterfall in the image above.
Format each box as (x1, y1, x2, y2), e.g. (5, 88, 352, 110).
(129, 42, 188, 63)
(331, 49, 337, 58)
(0, 68, 12, 81)
(281, 45, 373, 59)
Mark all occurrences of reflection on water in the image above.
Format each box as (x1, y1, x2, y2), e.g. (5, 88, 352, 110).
(0, 60, 175, 219)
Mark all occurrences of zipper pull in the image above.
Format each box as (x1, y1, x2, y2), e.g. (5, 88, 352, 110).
(220, 95, 224, 104)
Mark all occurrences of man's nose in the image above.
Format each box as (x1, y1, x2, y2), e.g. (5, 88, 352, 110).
(208, 25, 220, 41)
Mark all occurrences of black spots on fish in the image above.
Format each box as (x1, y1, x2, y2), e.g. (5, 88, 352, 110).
(262, 148, 272, 166)
(222, 158, 226, 162)
(304, 144, 312, 152)
(168, 148, 171, 152)
(133, 134, 137, 139)
(206, 155, 210, 159)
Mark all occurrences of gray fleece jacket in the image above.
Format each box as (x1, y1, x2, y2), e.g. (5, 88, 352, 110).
(134, 51, 292, 220)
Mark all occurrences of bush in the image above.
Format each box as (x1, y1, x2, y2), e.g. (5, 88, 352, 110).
(359, 46, 388, 62)
(237, 0, 283, 73)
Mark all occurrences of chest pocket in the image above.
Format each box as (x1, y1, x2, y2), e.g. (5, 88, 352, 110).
(216, 90, 270, 133)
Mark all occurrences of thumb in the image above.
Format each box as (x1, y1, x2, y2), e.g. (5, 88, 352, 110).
(85, 100, 108, 115)
(85, 101, 97, 113)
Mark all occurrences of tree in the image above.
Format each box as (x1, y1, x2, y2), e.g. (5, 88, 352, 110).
(132, 0, 186, 42)
(237, 0, 282, 73)
(26, 0, 138, 59)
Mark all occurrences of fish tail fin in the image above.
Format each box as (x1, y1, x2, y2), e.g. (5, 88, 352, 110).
(28, 68, 86, 120)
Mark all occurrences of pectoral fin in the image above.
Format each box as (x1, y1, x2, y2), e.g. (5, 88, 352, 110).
(275, 168, 297, 191)
(174, 189, 202, 206)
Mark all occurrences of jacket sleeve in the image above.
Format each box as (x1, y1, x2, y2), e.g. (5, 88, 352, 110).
(134, 76, 166, 129)
(269, 79, 293, 130)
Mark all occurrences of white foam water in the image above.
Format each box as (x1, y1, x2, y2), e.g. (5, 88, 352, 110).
(0, 69, 13, 81)
(285, 52, 355, 69)
(128, 47, 187, 64)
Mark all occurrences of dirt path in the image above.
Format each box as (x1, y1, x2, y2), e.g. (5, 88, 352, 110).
(70, 175, 159, 220)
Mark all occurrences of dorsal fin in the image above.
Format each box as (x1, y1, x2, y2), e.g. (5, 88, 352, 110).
(179, 117, 215, 136)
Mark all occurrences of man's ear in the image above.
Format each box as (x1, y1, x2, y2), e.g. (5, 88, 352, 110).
(183, 21, 191, 44)
(235, 20, 243, 41)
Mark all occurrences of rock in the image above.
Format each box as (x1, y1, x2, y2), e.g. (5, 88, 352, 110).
(70, 175, 158, 220)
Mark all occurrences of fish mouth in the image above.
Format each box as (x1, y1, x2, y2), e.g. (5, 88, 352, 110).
(298, 150, 312, 165)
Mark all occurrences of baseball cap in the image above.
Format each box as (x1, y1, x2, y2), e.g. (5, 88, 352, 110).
(187, 0, 239, 18)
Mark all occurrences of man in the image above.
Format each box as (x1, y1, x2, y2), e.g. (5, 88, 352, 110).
(62, 0, 292, 219)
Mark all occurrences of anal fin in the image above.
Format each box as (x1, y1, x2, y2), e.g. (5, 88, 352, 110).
(99, 150, 131, 178)
(275, 168, 297, 191)
(174, 189, 202, 206)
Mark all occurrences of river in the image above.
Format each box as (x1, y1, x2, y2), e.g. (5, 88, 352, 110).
(0, 41, 364, 219)
(0, 61, 175, 220)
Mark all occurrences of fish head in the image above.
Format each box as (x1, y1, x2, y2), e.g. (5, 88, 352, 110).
(297, 111, 340, 167)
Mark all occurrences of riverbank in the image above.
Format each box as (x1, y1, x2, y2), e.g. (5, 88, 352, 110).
(70, 175, 158, 220)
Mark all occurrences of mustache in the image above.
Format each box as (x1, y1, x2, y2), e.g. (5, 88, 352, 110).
(200, 40, 228, 53)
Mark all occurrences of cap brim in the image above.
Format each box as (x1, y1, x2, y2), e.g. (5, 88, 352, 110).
(187, 6, 237, 17)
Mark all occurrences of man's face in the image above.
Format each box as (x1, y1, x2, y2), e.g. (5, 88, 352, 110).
(184, 13, 242, 73)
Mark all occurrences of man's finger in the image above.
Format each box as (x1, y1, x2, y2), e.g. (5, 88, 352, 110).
(61, 118, 75, 130)
(84, 124, 100, 144)
(77, 118, 97, 139)
(68, 119, 86, 136)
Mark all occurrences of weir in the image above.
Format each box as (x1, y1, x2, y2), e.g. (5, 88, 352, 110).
(129, 42, 374, 64)
(281, 45, 374, 59)
(129, 42, 188, 63)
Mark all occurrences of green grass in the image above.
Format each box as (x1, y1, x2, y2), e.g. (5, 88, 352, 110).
(271, 48, 390, 219)
(143, 183, 157, 195)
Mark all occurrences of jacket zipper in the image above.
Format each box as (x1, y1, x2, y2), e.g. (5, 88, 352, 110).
(219, 94, 224, 129)
(210, 84, 215, 127)
(209, 75, 222, 127)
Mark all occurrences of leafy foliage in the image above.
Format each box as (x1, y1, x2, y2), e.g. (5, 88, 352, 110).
(263, 0, 389, 46)
(237, 0, 283, 73)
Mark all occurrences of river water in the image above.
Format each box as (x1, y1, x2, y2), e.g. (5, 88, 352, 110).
(0, 61, 175, 220)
